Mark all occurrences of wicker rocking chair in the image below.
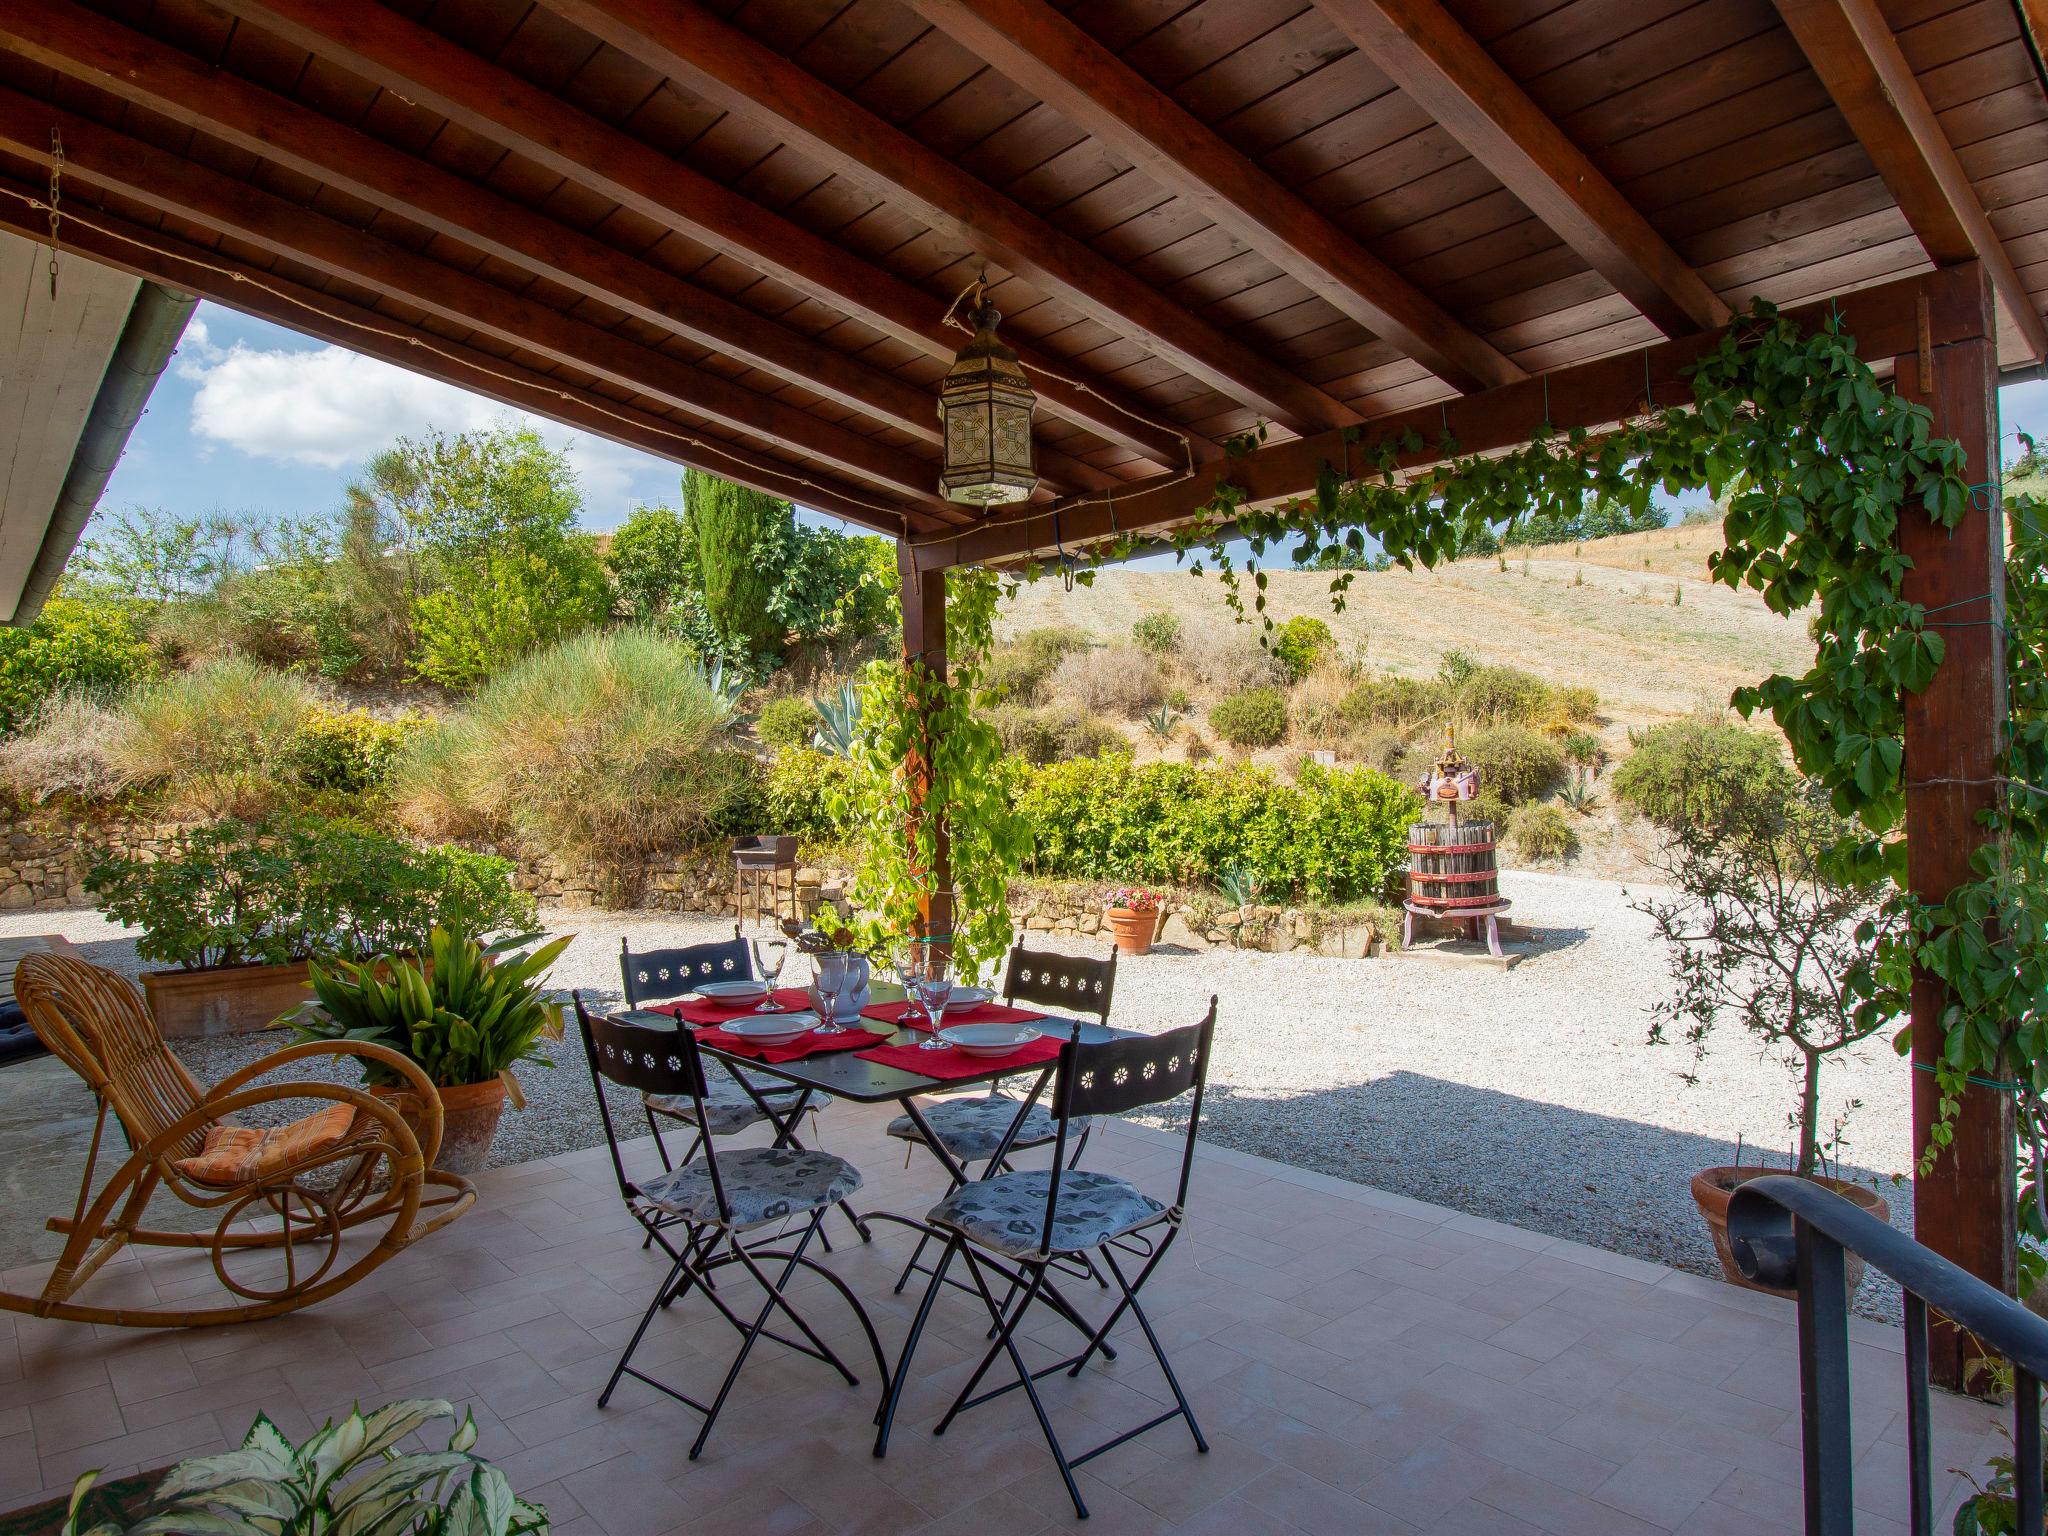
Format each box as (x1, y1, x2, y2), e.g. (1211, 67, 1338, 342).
(0, 954, 475, 1328)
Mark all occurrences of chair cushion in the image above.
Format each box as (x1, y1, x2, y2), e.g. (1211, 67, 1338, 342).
(635, 1146, 862, 1231)
(645, 1074, 827, 1137)
(885, 1096, 1082, 1162)
(171, 1102, 360, 1188)
(928, 1169, 1166, 1259)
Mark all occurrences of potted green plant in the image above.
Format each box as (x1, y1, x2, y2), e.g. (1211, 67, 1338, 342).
(89, 818, 534, 1037)
(294, 926, 569, 1174)
(1635, 778, 1895, 1297)
(1103, 886, 1164, 955)
(60, 1398, 546, 1535)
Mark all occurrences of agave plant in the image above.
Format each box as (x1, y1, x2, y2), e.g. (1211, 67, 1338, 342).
(1219, 863, 1261, 908)
(811, 682, 863, 757)
(697, 657, 749, 717)
(295, 927, 569, 1091)
(1560, 769, 1600, 815)
(1142, 704, 1180, 740)
(64, 1399, 546, 1536)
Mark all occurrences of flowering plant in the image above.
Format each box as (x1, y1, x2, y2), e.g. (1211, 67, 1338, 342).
(1104, 887, 1165, 913)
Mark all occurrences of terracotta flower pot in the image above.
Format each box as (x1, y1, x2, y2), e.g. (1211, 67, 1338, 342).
(1103, 906, 1159, 955)
(373, 1078, 508, 1177)
(1689, 1165, 1890, 1299)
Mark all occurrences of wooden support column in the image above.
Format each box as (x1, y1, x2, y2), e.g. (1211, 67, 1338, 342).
(1893, 271, 2014, 1389)
(898, 541, 951, 946)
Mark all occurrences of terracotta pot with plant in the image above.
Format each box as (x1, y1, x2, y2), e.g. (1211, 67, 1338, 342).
(1103, 887, 1164, 955)
(1636, 777, 1895, 1299)
(294, 926, 569, 1175)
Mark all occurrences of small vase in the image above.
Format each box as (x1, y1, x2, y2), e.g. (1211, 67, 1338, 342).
(1104, 907, 1158, 955)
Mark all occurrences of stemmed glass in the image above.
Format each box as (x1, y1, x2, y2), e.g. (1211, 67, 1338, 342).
(750, 934, 789, 1012)
(812, 951, 850, 1034)
(909, 950, 954, 1051)
(890, 942, 930, 1026)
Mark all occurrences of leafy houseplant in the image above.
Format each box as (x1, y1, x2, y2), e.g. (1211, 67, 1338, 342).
(295, 927, 569, 1174)
(63, 1398, 545, 1536)
(1634, 778, 1897, 1295)
(1103, 886, 1165, 955)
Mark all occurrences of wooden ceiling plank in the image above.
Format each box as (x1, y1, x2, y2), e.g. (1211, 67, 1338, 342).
(202, 0, 1203, 469)
(918, 261, 1994, 570)
(0, 175, 935, 535)
(1769, 0, 2048, 358)
(0, 86, 961, 514)
(1314, 0, 1730, 336)
(536, 0, 1357, 435)
(904, 0, 1524, 395)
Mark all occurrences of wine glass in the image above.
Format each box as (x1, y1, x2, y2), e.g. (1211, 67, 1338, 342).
(750, 935, 789, 1011)
(910, 950, 954, 1051)
(890, 941, 930, 1025)
(812, 952, 850, 1033)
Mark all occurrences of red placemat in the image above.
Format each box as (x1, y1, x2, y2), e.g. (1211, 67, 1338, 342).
(859, 999, 1047, 1033)
(652, 988, 813, 1026)
(695, 1025, 889, 1063)
(856, 1032, 1063, 1081)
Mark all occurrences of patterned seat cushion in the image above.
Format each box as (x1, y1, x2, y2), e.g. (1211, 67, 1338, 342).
(172, 1103, 360, 1188)
(635, 1146, 862, 1231)
(884, 1096, 1084, 1162)
(928, 1169, 1166, 1259)
(645, 1070, 827, 1138)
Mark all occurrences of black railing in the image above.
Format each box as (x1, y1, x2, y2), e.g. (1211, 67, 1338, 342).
(1728, 1175, 2048, 1535)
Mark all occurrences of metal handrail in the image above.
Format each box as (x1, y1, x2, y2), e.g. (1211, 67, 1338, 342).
(1726, 1175, 2046, 1535)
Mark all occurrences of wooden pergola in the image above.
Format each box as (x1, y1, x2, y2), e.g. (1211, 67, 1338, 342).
(0, 0, 2038, 1380)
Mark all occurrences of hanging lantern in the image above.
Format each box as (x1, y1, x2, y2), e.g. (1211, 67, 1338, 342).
(937, 287, 1037, 506)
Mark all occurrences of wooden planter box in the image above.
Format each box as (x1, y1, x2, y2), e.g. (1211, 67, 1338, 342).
(142, 959, 315, 1039)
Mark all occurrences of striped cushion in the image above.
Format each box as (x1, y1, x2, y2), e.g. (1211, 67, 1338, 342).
(172, 1103, 359, 1187)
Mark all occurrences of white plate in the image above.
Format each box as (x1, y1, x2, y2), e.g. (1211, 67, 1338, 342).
(723, 1012, 817, 1045)
(949, 986, 993, 1008)
(938, 1023, 1041, 1058)
(697, 979, 768, 1002)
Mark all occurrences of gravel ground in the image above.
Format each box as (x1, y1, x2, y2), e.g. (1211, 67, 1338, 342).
(0, 871, 1915, 1314)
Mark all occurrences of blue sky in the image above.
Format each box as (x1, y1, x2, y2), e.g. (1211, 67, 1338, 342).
(99, 299, 2048, 550)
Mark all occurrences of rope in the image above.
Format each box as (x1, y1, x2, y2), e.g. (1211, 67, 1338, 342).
(1911, 1061, 2023, 1093)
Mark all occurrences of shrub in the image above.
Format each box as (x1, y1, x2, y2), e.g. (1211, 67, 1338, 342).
(991, 705, 1126, 765)
(756, 694, 819, 754)
(1612, 717, 1795, 833)
(1064, 715, 1127, 759)
(281, 707, 419, 796)
(410, 540, 612, 689)
(1556, 684, 1600, 722)
(765, 747, 858, 845)
(1047, 644, 1162, 717)
(1273, 615, 1334, 683)
(1453, 664, 1554, 727)
(1181, 624, 1286, 692)
(0, 596, 152, 735)
(1210, 686, 1289, 748)
(393, 629, 762, 885)
(1462, 726, 1566, 805)
(1353, 728, 1410, 775)
(1017, 756, 1418, 901)
(1131, 611, 1181, 655)
(1506, 802, 1579, 861)
(0, 693, 131, 802)
(1340, 673, 1453, 731)
(112, 658, 316, 817)
(1287, 660, 1354, 746)
(87, 816, 535, 970)
(984, 626, 1089, 704)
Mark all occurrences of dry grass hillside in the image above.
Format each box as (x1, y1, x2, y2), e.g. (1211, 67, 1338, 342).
(998, 517, 1813, 736)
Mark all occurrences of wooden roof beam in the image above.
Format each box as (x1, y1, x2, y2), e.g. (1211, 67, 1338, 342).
(537, 0, 1359, 437)
(197, 0, 1197, 474)
(0, 179, 924, 535)
(0, 0, 1112, 499)
(916, 263, 1995, 570)
(0, 90, 961, 520)
(1315, 0, 1728, 337)
(906, 0, 1522, 396)
(1769, 0, 2048, 362)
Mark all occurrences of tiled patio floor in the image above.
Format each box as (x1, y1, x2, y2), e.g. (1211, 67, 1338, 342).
(0, 1101, 2004, 1534)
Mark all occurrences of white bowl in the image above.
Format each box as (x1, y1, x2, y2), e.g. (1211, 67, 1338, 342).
(697, 979, 769, 1003)
(938, 1023, 1041, 1058)
(950, 986, 994, 1008)
(722, 1012, 817, 1046)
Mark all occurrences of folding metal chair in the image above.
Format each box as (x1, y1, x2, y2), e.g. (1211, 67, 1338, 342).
(875, 997, 1219, 1518)
(574, 997, 886, 1460)
(884, 944, 1116, 1296)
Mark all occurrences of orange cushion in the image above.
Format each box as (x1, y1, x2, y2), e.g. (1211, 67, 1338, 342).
(172, 1102, 359, 1187)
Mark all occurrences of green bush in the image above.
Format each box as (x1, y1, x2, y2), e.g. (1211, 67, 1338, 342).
(1210, 686, 1289, 748)
(0, 596, 152, 735)
(88, 816, 534, 971)
(1273, 616, 1333, 683)
(765, 747, 858, 845)
(1463, 726, 1566, 805)
(1454, 665, 1554, 727)
(991, 705, 1125, 765)
(1612, 717, 1795, 833)
(113, 658, 315, 817)
(1017, 756, 1418, 902)
(756, 695, 819, 754)
(393, 629, 762, 887)
(0, 694, 130, 802)
(1132, 611, 1181, 655)
(983, 627, 1090, 704)
(1505, 802, 1579, 861)
(281, 707, 419, 796)
(1340, 673, 1453, 731)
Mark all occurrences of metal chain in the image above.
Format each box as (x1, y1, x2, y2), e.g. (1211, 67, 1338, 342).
(44, 127, 62, 299)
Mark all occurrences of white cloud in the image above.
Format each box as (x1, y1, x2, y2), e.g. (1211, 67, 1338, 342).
(178, 335, 675, 514)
